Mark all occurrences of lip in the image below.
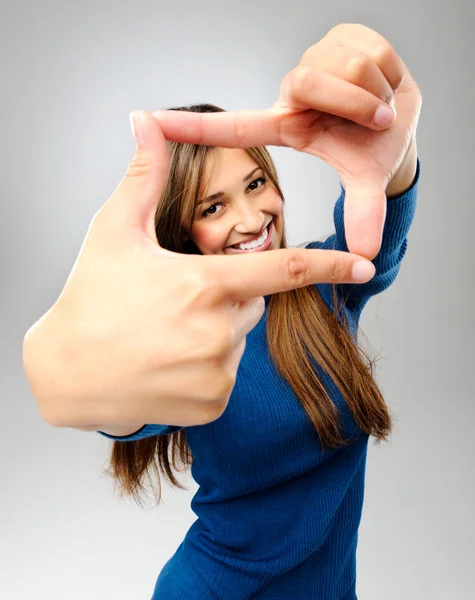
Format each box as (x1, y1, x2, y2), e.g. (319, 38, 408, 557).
(226, 220, 272, 249)
(225, 219, 274, 254)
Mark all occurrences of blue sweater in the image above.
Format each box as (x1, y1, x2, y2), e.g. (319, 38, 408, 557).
(99, 159, 420, 599)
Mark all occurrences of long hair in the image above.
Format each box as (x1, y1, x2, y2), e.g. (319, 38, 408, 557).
(104, 103, 392, 506)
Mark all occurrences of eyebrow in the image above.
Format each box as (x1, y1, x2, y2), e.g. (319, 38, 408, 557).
(197, 167, 262, 206)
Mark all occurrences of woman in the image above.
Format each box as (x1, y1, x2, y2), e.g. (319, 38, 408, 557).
(99, 100, 420, 600)
(97, 25, 421, 600)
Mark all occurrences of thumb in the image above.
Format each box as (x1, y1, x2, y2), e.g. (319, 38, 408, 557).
(341, 176, 387, 260)
(101, 110, 171, 242)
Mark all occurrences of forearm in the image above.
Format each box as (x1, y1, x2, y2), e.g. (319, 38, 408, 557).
(385, 137, 418, 198)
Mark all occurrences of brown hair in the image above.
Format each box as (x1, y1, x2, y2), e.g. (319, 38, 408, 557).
(105, 103, 392, 506)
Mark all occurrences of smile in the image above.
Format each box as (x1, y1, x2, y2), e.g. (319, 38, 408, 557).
(225, 219, 274, 254)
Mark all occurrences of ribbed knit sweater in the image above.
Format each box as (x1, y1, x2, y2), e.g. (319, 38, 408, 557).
(99, 158, 420, 599)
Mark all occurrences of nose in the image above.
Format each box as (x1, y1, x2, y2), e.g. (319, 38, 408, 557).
(233, 202, 266, 235)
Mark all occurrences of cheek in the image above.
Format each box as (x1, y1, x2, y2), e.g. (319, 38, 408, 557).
(192, 225, 226, 253)
(271, 195, 285, 243)
(268, 190, 284, 215)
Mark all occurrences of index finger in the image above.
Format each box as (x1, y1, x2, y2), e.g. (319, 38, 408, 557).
(206, 247, 376, 303)
(152, 108, 283, 148)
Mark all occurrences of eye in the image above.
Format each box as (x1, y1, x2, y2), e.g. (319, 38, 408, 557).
(247, 176, 266, 192)
(201, 201, 224, 218)
(200, 176, 267, 219)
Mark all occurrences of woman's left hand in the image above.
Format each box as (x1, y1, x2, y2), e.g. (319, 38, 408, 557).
(153, 23, 422, 259)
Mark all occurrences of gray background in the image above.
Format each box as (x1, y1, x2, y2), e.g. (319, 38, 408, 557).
(1, 0, 473, 598)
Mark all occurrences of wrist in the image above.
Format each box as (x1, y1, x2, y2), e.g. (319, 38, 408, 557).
(385, 138, 418, 198)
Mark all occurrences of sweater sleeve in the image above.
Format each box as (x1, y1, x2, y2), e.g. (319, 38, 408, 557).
(306, 157, 420, 321)
(97, 423, 183, 442)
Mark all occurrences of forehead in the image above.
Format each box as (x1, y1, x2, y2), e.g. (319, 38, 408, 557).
(203, 148, 259, 191)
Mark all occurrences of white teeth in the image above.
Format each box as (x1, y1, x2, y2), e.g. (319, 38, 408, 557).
(235, 226, 269, 251)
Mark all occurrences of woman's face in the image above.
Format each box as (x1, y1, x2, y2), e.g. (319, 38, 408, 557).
(186, 149, 284, 255)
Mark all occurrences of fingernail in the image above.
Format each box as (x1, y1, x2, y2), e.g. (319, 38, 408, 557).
(129, 111, 144, 145)
(373, 104, 396, 127)
(351, 261, 376, 282)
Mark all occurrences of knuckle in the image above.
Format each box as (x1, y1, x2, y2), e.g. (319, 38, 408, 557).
(205, 323, 233, 358)
(286, 65, 313, 99)
(125, 155, 153, 180)
(183, 270, 219, 308)
(345, 54, 371, 82)
(331, 255, 349, 282)
(185, 316, 232, 361)
(189, 309, 233, 355)
(195, 403, 225, 425)
(211, 368, 236, 401)
(196, 370, 235, 423)
(353, 89, 371, 120)
(233, 112, 246, 147)
(370, 41, 394, 66)
(193, 408, 217, 426)
(380, 89, 394, 106)
(294, 64, 313, 90)
(284, 250, 309, 288)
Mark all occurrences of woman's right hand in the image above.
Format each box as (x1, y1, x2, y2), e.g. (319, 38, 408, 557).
(22, 111, 375, 430)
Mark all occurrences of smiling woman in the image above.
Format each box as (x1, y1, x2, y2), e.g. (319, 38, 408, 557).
(166, 111, 287, 259)
(99, 101, 420, 599)
(191, 148, 284, 255)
